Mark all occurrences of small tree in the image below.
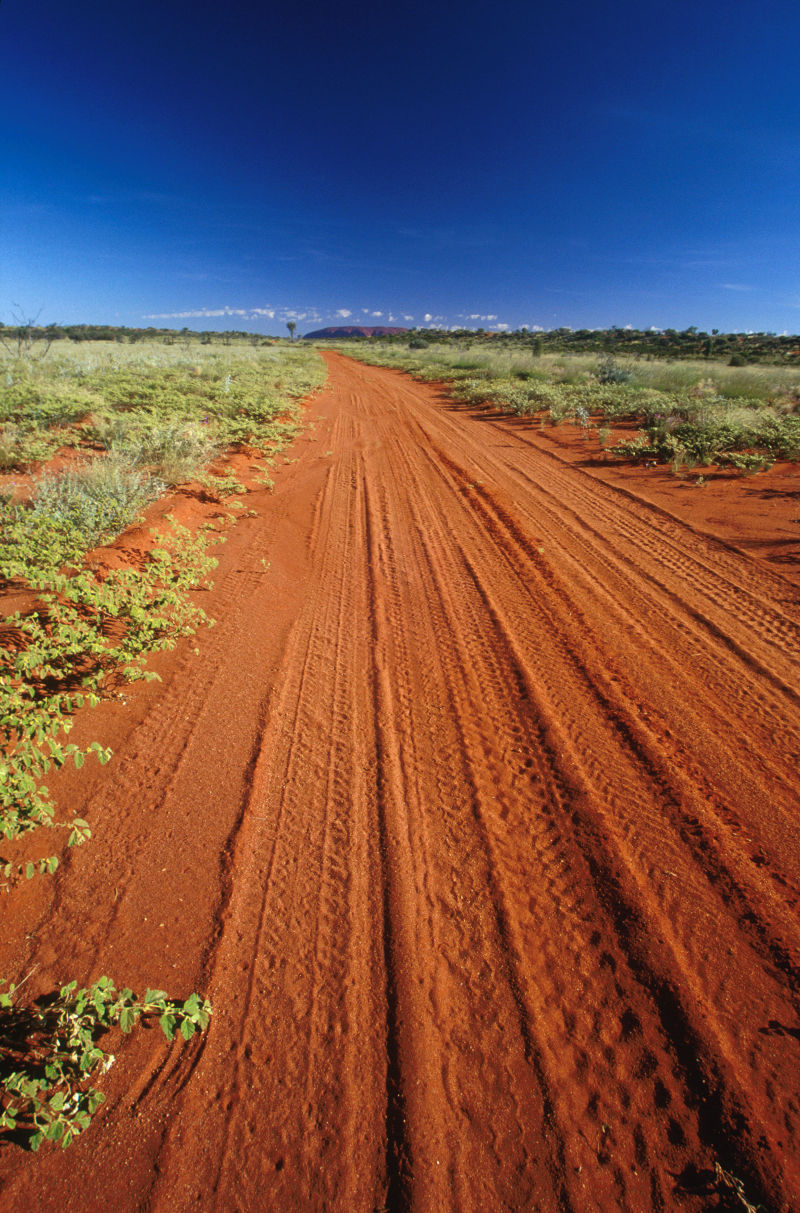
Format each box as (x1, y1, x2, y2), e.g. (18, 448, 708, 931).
(0, 306, 58, 360)
(286, 321, 297, 342)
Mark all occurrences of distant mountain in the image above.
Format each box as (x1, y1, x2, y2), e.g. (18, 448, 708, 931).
(303, 325, 409, 339)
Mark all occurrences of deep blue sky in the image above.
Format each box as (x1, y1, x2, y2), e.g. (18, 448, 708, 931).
(3, 0, 799, 334)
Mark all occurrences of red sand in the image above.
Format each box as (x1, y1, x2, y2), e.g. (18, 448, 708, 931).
(2, 352, 800, 1211)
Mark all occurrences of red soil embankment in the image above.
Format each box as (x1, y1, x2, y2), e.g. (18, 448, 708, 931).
(2, 352, 800, 1211)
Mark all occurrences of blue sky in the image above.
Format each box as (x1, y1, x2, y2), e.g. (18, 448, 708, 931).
(2, 0, 799, 334)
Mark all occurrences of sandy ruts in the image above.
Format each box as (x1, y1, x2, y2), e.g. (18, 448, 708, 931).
(2, 352, 799, 1212)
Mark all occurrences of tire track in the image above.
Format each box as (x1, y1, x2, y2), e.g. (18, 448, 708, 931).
(360, 406, 770, 1208)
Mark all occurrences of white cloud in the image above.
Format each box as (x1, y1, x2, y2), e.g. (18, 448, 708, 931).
(494, 323, 509, 331)
(143, 306, 249, 320)
(142, 302, 413, 329)
(721, 283, 753, 292)
(142, 303, 328, 326)
(424, 313, 432, 322)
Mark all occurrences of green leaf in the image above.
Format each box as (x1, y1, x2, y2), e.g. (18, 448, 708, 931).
(159, 1012, 176, 1040)
(119, 1006, 138, 1034)
(182, 993, 201, 1017)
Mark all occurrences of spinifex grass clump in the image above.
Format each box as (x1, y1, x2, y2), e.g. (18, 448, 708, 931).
(28, 459, 165, 546)
(0, 977, 211, 1150)
(98, 417, 218, 485)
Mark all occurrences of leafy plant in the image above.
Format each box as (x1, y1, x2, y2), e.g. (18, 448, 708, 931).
(0, 976, 211, 1150)
(197, 469, 247, 498)
(0, 510, 218, 866)
(716, 451, 774, 474)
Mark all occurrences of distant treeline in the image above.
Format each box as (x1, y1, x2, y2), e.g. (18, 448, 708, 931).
(2, 320, 798, 365)
(390, 326, 800, 366)
(0, 322, 277, 348)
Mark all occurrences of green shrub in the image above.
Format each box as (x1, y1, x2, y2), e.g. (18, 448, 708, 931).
(1, 977, 211, 1150)
(29, 459, 164, 546)
(611, 412, 800, 469)
(597, 355, 633, 385)
(0, 420, 83, 471)
(0, 511, 218, 853)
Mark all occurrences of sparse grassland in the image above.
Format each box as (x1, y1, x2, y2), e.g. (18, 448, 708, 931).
(1, 339, 325, 476)
(342, 340, 800, 473)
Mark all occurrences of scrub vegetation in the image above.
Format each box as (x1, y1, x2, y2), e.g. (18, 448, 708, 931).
(0, 335, 322, 476)
(0, 334, 325, 1149)
(343, 334, 800, 473)
(1, 977, 212, 1151)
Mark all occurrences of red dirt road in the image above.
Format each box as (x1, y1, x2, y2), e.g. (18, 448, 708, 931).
(3, 352, 800, 1211)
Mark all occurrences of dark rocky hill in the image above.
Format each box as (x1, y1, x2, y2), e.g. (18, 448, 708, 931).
(303, 325, 409, 339)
